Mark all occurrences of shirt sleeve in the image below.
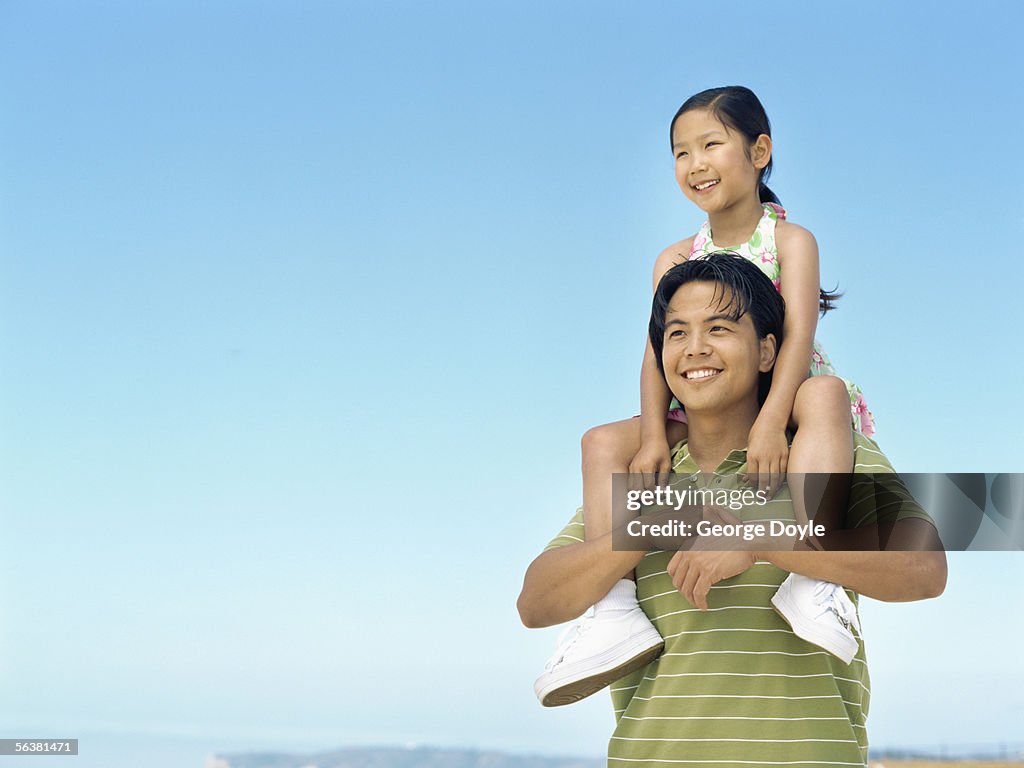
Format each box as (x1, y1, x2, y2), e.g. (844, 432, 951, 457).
(543, 507, 586, 551)
(847, 434, 936, 529)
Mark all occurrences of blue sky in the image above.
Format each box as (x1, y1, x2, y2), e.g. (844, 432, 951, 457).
(1, 1, 1023, 765)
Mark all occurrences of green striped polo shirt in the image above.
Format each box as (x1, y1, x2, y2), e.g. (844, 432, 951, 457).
(544, 434, 934, 767)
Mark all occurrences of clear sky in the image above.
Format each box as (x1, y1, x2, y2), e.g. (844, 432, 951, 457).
(1, 1, 1023, 766)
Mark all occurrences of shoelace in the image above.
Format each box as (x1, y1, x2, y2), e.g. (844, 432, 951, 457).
(812, 581, 862, 634)
(544, 614, 595, 670)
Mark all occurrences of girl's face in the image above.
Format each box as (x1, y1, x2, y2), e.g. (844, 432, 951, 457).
(671, 108, 768, 214)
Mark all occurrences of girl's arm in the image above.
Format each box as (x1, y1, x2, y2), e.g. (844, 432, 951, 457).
(633, 241, 693, 474)
(746, 223, 820, 491)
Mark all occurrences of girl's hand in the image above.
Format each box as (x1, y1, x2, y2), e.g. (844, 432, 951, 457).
(628, 439, 673, 491)
(745, 422, 789, 498)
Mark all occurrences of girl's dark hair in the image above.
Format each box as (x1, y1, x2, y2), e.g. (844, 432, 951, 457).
(670, 85, 841, 315)
(649, 252, 785, 405)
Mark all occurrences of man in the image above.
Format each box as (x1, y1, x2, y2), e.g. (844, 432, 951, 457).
(518, 253, 946, 765)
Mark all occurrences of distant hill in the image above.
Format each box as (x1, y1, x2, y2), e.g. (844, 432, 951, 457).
(205, 746, 604, 768)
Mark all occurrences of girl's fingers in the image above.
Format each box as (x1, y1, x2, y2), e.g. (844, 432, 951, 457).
(745, 458, 759, 490)
(627, 463, 644, 492)
(758, 462, 771, 497)
(654, 459, 667, 488)
(770, 462, 782, 499)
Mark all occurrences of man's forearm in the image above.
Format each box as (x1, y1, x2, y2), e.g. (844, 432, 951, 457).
(517, 534, 647, 628)
(756, 542, 947, 602)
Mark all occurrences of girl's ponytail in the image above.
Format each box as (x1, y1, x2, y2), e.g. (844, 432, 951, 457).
(758, 182, 781, 206)
(819, 286, 841, 315)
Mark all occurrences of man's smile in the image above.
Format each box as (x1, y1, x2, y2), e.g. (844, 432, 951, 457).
(682, 367, 723, 381)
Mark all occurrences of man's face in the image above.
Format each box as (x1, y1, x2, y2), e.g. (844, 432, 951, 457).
(661, 280, 776, 416)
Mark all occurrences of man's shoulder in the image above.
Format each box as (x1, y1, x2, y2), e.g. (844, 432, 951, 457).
(852, 433, 896, 473)
(543, 507, 585, 551)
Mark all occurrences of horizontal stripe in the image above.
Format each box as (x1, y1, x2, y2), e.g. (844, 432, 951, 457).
(611, 737, 859, 744)
(637, 671, 841, 680)
(609, 758, 867, 765)
(620, 715, 858, 722)
(641, 584, 780, 601)
(661, 627, 795, 639)
(650, 605, 776, 621)
(629, 694, 845, 701)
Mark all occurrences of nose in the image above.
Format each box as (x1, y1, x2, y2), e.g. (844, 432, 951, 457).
(685, 330, 711, 357)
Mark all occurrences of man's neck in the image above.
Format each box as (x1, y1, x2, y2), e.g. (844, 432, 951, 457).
(685, 402, 760, 473)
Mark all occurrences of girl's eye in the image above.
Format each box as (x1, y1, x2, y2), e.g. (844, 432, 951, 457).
(705, 142, 719, 149)
(676, 151, 688, 159)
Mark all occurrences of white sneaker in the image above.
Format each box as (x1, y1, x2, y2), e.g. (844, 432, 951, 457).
(534, 581, 664, 707)
(771, 573, 861, 664)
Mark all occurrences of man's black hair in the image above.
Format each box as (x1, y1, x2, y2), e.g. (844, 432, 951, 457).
(649, 252, 786, 405)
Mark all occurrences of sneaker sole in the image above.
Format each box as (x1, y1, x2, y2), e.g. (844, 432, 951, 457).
(770, 590, 858, 664)
(535, 636, 665, 707)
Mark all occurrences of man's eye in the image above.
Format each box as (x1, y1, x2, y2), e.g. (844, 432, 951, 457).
(710, 325, 729, 333)
(668, 330, 685, 339)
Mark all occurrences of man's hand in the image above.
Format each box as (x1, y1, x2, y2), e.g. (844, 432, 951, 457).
(667, 506, 756, 610)
(745, 420, 789, 498)
(629, 439, 673, 491)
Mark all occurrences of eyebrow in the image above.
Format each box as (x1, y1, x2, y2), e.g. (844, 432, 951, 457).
(671, 130, 726, 150)
(664, 313, 738, 327)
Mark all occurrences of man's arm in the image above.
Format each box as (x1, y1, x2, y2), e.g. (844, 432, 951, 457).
(517, 531, 647, 628)
(762, 471, 949, 601)
(519, 499, 712, 627)
(670, 504, 947, 609)
(757, 520, 947, 602)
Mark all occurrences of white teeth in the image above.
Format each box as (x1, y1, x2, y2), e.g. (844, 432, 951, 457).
(685, 369, 720, 380)
(694, 180, 719, 191)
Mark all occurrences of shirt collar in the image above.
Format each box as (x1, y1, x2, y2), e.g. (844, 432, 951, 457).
(671, 440, 749, 476)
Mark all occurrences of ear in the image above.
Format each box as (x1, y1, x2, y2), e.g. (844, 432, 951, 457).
(751, 134, 772, 171)
(758, 333, 778, 372)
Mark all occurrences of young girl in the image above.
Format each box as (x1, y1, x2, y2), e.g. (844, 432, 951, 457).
(534, 86, 875, 707)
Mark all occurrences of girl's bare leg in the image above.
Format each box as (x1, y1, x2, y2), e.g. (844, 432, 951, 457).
(533, 417, 689, 707)
(774, 377, 862, 665)
(788, 375, 854, 534)
(582, 417, 689, 542)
